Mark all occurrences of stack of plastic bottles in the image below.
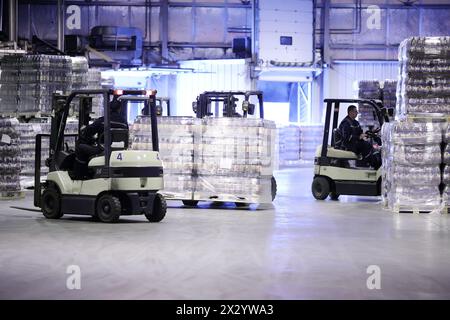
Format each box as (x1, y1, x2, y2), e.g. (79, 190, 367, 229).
(358, 80, 382, 128)
(397, 36, 450, 118)
(299, 124, 323, 163)
(382, 121, 444, 213)
(131, 116, 198, 199)
(277, 125, 301, 166)
(196, 118, 276, 203)
(69, 57, 89, 113)
(0, 55, 20, 113)
(87, 69, 104, 117)
(0, 55, 72, 115)
(130, 116, 276, 203)
(0, 117, 21, 198)
(382, 80, 397, 120)
(14, 120, 78, 188)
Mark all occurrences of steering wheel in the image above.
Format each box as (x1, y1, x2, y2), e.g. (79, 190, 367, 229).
(365, 127, 381, 138)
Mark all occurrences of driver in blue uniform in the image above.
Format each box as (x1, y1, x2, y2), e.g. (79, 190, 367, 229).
(338, 105, 381, 169)
(74, 98, 128, 179)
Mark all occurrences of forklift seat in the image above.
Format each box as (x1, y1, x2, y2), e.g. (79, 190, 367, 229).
(110, 128, 129, 151)
(315, 145, 360, 160)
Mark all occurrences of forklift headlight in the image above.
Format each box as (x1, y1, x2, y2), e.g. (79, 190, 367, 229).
(114, 89, 124, 95)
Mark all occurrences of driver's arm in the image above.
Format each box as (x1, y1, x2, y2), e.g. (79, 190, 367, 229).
(81, 117, 103, 141)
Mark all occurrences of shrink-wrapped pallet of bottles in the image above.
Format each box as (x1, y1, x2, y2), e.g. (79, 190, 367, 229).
(396, 37, 450, 118)
(0, 117, 22, 198)
(299, 124, 323, 163)
(277, 125, 301, 166)
(382, 121, 445, 213)
(130, 116, 276, 203)
(195, 118, 276, 203)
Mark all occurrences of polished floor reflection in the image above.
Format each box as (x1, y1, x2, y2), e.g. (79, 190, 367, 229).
(1, 167, 450, 299)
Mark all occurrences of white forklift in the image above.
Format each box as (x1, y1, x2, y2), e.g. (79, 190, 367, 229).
(34, 89, 166, 223)
(311, 98, 389, 200)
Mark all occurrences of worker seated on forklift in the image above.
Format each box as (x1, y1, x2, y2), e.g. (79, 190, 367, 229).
(74, 97, 129, 179)
(337, 105, 381, 170)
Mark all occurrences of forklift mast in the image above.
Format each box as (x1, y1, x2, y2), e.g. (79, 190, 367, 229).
(193, 91, 264, 119)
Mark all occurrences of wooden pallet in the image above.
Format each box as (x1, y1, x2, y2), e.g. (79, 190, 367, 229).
(392, 204, 446, 214)
(404, 113, 450, 123)
(0, 191, 25, 200)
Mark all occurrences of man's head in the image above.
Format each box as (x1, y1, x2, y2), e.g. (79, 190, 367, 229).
(110, 98, 122, 113)
(347, 105, 358, 120)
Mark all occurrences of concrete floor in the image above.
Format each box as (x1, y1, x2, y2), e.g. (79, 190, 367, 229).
(1, 167, 450, 300)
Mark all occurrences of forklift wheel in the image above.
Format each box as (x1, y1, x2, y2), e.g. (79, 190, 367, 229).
(312, 177, 330, 200)
(271, 176, 277, 201)
(182, 200, 199, 207)
(235, 202, 248, 207)
(146, 194, 167, 222)
(42, 188, 63, 219)
(330, 192, 340, 201)
(96, 194, 122, 223)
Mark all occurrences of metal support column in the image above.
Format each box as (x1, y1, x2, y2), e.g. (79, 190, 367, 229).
(8, 0, 18, 43)
(160, 0, 169, 64)
(318, 0, 331, 123)
(57, 0, 65, 52)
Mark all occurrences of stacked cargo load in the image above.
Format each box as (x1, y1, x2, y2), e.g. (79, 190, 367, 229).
(15, 120, 78, 188)
(0, 55, 72, 115)
(195, 118, 276, 203)
(131, 116, 197, 200)
(357, 80, 382, 128)
(299, 124, 323, 163)
(382, 121, 444, 213)
(0, 55, 20, 113)
(0, 118, 22, 198)
(382, 80, 397, 120)
(130, 116, 276, 204)
(87, 69, 104, 117)
(277, 125, 301, 167)
(396, 37, 450, 118)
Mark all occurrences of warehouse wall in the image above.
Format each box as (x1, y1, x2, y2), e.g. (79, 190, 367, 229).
(316, 0, 450, 60)
(326, 61, 398, 121)
(16, 0, 252, 62)
(175, 59, 252, 116)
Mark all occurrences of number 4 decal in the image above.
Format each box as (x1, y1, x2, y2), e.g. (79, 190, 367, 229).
(117, 153, 123, 161)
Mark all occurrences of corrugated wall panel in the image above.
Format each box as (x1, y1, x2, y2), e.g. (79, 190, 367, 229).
(174, 59, 252, 116)
(326, 61, 399, 120)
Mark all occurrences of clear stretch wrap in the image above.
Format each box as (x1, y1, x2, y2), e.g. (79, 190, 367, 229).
(382, 80, 398, 119)
(0, 55, 73, 115)
(358, 80, 381, 128)
(382, 121, 444, 212)
(14, 120, 78, 188)
(131, 116, 198, 199)
(195, 118, 276, 203)
(299, 124, 323, 162)
(87, 69, 104, 117)
(396, 37, 450, 118)
(0, 118, 21, 197)
(130, 116, 276, 203)
(277, 125, 301, 166)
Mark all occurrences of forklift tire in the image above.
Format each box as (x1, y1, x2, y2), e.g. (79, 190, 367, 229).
(312, 176, 330, 200)
(271, 176, 277, 201)
(42, 188, 63, 219)
(330, 192, 340, 201)
(146, 194, 167, 222)
(96, 194, 122, 223)
(182, 200, 199, 207)
(235, 202, 248, 207)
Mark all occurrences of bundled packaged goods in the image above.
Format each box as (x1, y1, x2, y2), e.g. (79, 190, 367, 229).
(0, 54, 72, 115)
(299, 124, 323, 162)
(0, 118, 21, 197)
(277, 125, 300, 166)
(357, 80, 382, 128)
(14, 120, 78, 188)
(131, 116, 197, 199)
(382, 80, 398, 119)
(195, 118, 276, 203)
(87, 69, 104, 117)
(382, 121, 444, 212)
(397, 37, 450, 118)
(130, 116, 276, 203)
